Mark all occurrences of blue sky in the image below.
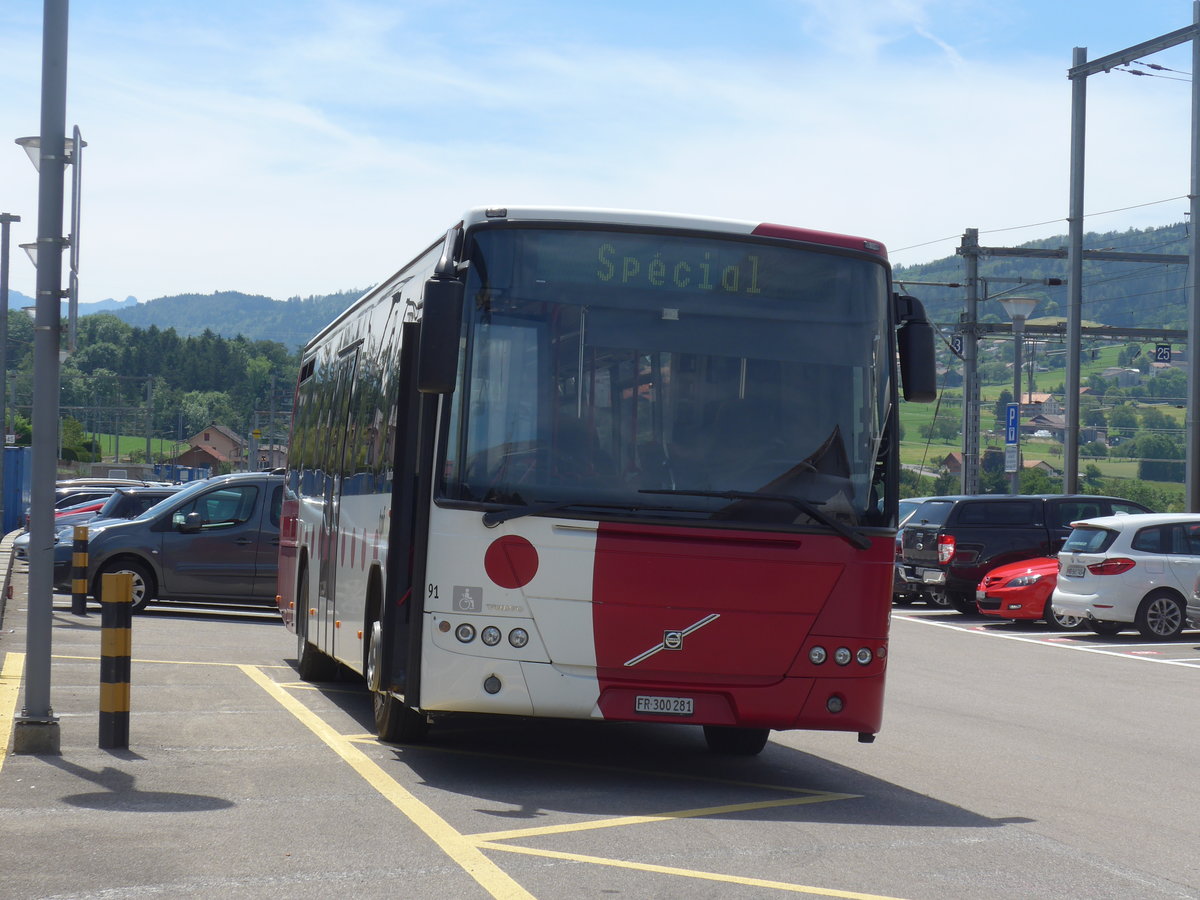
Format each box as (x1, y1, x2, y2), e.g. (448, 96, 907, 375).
(0, 0, 1197, 305)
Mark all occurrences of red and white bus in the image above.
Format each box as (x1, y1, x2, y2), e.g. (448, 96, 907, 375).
(279, 206, 936, 754)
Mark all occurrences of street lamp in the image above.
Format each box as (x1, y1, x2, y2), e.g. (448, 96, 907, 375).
(999, 296, 1040, 494)
(16, 128, 82, 353)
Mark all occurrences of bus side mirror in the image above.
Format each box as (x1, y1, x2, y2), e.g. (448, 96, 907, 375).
(417, 277, 465, 394)
(895, 293, 937, 403)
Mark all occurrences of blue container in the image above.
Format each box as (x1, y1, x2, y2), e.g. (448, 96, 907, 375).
(3, 446, 32, 534)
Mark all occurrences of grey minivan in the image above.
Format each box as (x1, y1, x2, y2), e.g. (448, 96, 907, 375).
(70, 471, 284, 612)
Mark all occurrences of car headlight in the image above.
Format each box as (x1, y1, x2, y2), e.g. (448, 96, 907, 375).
(1008, 574, 1043, 587)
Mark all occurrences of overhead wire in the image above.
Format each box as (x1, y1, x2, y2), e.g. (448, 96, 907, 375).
(893, 196, 1190, 256)
(1115, 59, 1191, 83)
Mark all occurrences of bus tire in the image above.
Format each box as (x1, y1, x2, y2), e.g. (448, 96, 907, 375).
(295, 568, 338, 681)
(703, 725, 770, 755)
(374, 691, 429, 743)
(366, 616, 429, 743)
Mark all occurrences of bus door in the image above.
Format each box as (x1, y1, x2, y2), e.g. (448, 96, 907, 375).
(318, 344, 361, 656)
(382, 320, 433, 700)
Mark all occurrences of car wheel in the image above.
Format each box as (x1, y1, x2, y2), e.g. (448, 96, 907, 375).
(926, 591, 951, 608)
(1136, 591, 1185, 640)
(1087, 620, 1124, 636)
(947, 592, 977, 615)
(703, 725, 770, 755)
(95, 558, 156, 613)
(1042, 600, 1087, 630)
(295, 567, 339, 681)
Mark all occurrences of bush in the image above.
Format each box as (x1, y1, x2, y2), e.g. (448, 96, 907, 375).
(1138, 460, 1185, 482)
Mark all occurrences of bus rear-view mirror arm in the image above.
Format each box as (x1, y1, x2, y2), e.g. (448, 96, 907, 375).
(894, 292, 937, 403)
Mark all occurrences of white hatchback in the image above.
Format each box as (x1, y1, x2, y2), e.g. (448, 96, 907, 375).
(1052, 512, 1200, 640)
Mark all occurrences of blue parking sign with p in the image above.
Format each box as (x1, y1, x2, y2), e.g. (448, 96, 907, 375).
(1005, 403, 1019, 445)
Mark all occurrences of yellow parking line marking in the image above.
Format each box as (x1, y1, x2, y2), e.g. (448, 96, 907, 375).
(473, 793, 857, 842)
(478, 842, 910, 899)
(52, 653, 292, 669)
(239, 664, 534, 900)
(0, 653, 25, 774)
(246, 673, 892, 899)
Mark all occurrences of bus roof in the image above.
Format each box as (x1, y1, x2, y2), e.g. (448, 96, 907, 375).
(462, 207, 888, 258)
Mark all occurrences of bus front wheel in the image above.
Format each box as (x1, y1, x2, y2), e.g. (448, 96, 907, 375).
(703, 725, 770, 755)
(374, 692, 429, 743)
(368, 618, 429, 743)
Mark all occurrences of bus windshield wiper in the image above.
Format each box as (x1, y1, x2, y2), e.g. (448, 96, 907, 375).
(639, 489, 872, 551)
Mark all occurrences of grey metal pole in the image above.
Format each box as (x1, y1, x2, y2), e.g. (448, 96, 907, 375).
(960, 228, 980, 495)
(1188, 1, 1200, 511)
(1064, 46, 1087, 496)
(0, 213, 18, 532)
(1010, 316, 1024, 495)
(145, 376, 152, 469)
(269, 373, 276, 468)
(14, 0, 68, 754)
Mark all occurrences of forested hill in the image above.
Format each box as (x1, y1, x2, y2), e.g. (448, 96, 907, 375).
(893, 221, 1190, 330)
(100, 289, 363, 349)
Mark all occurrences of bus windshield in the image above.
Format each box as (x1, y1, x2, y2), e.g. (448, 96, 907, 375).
(439, 224, 893, 528)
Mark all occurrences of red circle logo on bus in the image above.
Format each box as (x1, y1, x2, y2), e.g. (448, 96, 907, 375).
(484, 535, 539, 589)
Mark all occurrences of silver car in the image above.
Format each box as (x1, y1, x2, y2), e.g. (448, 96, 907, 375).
(74, 471, 283, 612)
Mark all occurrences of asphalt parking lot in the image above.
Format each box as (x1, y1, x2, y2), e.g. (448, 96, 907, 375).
(892, 604, 1200, 666)
(4, 539, 1200, 899)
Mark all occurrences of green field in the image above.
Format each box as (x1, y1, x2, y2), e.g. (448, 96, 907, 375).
(898, 339, 1186, 506)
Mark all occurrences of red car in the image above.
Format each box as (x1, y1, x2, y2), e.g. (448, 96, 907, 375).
(976, 557, 1086, 629)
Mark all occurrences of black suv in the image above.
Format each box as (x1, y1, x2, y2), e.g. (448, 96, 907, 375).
(898, 494, 1152, 613)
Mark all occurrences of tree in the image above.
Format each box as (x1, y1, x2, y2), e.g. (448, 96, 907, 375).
(1082, 401, 1106, 428)
(933, 470, 958, 494)
(1108, 404, 1139, 435)
(1019, 467, 1057, 494)
(1139, 406, 1171, 432)
(180, 391, 238, 435)
(993, 390, 1013, 428)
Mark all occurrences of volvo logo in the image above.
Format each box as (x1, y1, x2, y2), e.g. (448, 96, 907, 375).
(624, 614, 720, 667)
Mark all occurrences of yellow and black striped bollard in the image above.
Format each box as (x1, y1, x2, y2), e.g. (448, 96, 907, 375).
(71, 525, 89, 616)
(99, 572, 133, 749)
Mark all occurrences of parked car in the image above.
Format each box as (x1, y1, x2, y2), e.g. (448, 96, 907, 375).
(24, 478, 166, 530)
(18, 485, 187, 564)
(1187, 575, 1200, 632)
(53, 488, 115, 511)
(898, 494, 1153, 613)
(1052, 512, 1200, 640)
(53, 477, 161, 508)
(893, 496, 951, 606)
(61, 472, 284, 612)
(976, 556, 1086, 629)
